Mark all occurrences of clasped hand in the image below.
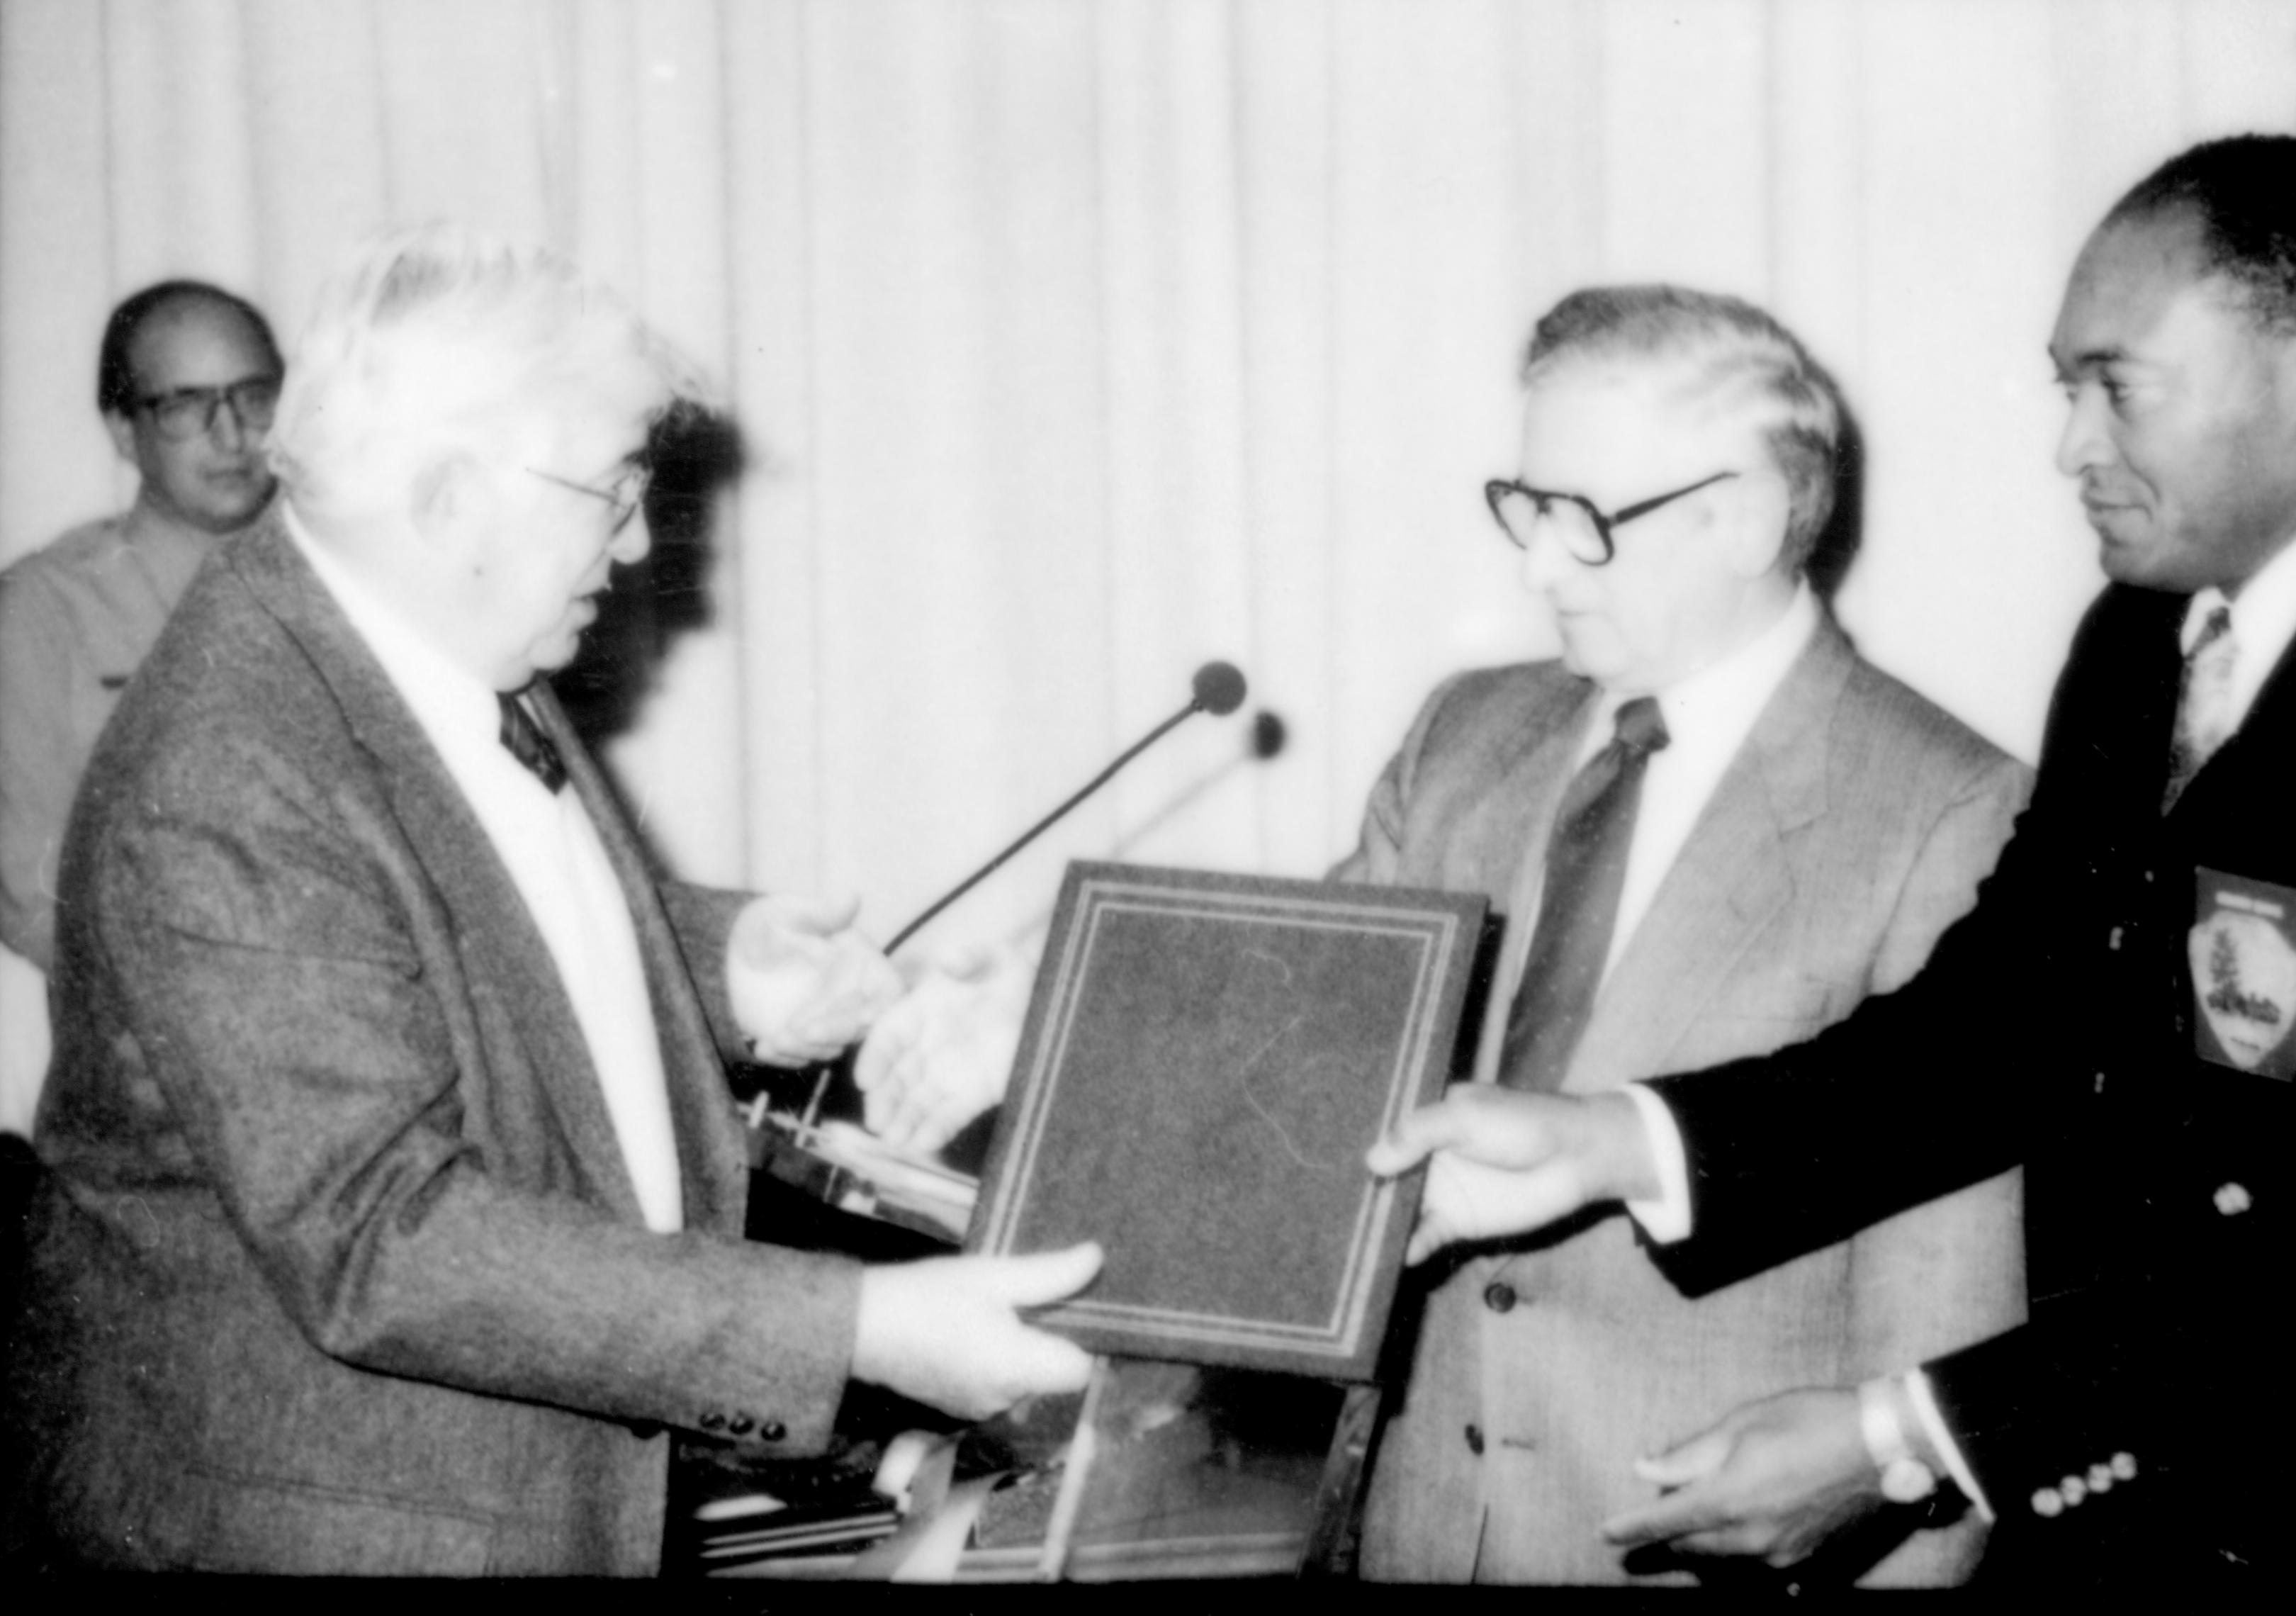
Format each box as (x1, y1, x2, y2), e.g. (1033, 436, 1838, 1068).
(726, 892, 904, 1065)
(855, 943, 1032, 1154)
(1602, 1388, 1886, 1571)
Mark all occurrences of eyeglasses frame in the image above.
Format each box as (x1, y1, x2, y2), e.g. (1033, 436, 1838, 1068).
(1484, 469, 1739, 566)
(527, 461, 652, 534)
(130, 376, 284, 442)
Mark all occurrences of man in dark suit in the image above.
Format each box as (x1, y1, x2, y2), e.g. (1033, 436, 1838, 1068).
(2, 225, 1098, 1576)
(1368, 133, 2296, 1589)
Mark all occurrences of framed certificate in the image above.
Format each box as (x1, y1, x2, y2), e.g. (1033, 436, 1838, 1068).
(966, 862, 1487, 1380)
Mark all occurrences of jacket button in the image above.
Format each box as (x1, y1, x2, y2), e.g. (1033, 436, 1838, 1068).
(1483, 1282, 1518, 1313)
(2059, 1475, 2088, 1506)
(2093, 1072, 2108, 1094)
(2215, 1182, 2252, 1216)
(760, 1420, 787, 1443)
(1464, 1423, 1485, 1456)
(2031, 1487, 2064, 1517)
(728, 1413, 755, 1436)
(2111, 1452, 2137, 1480)
(699, 1411, 726, 1432)
(2107, 926, 2123, 950)
(2086, 1463, 2114, 1493)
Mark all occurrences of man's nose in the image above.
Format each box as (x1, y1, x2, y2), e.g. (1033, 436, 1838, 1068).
(2055, 386, 2114, 479)
(208, 396, 252, 452)
(1517, 515, 1575, 593)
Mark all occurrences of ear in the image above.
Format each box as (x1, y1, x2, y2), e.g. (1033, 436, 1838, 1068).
(408, 452, 486, 548)
(103, 409, 139, 465)
(1722, 472, 1791, 580)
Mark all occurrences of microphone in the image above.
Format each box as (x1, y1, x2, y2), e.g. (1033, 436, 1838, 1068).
(788, 661, 1250, 1131)
(881, 661, 1248, 953)
(1192, 660, 1247, 718)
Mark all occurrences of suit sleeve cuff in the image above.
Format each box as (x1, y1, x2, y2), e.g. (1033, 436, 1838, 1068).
(1907, 1366, 1993, 1522)
(1621, 1082, 1692, 1244)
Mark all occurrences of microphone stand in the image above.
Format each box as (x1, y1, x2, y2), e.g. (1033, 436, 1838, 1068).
(794, 688, 1234, 1129)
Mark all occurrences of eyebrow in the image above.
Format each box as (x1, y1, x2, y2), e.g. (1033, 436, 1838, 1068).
(2048, 342, 2134, 378)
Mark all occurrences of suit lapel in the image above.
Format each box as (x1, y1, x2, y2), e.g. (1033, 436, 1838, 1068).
(1564, 622, 1851, 1092)
(225, 517, 648, 1224)
(528, 688, 747, 1235)
(1451, 685, 1600, 1080)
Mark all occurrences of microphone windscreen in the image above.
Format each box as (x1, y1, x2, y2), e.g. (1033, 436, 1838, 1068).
(1192, 661, 1247, 717)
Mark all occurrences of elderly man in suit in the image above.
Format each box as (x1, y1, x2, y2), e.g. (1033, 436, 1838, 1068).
(1346, 286, 2030, 1585)
(1369, 135, 2296, 1591)
(1, 225, 1098, 1576)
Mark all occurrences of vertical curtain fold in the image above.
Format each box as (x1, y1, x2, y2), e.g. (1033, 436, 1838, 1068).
(3, 0, 2293, 1126)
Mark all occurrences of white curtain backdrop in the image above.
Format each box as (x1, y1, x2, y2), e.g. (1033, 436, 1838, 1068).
(4, 0, 2294, 1130)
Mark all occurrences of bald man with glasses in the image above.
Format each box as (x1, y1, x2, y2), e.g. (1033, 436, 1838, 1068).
(0, 282, 283, 1118)
(1344, 285, 2032, 1586)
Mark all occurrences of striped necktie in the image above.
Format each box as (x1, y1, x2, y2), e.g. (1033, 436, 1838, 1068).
(2164, 605, 2236, 812)
(1497, 695, 1670, 1092)
(498, 692, 568, 794)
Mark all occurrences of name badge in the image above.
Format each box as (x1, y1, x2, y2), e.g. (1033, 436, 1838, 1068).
(2191, 866, 2296, 1081)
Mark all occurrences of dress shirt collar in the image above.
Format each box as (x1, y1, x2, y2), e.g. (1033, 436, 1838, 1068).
(1578, 581, 1821, 764)
(2183, 534, 2296, 725)
(280, 501, 505, 767)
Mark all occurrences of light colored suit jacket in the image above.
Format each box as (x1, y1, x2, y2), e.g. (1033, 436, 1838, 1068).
(1344, 619, 2031, 1585)
(6, 514, 860, 1575)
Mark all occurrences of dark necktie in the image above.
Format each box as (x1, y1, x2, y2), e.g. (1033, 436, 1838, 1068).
(498, 692, 567, 793)
(1497, 695, 1670, 1092)
(2163, 604, 2235, 813)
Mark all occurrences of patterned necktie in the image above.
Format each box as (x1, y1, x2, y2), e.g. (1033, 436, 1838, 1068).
(498, 692, 568, 794)
(2164, 605, 2236, 813)
(1497, 695, 1670, 1092)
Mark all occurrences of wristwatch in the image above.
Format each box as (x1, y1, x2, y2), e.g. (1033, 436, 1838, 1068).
(1858, 1375, 1939, 1504)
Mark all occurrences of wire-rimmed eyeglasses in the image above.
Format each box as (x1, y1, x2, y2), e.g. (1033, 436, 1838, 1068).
(132, 377, 283, 442)
(1484, 470, 1738, 567)
(527, 463, 651, 534)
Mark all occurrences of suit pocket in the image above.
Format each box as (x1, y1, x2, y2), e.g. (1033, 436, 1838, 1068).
(159, 1469, 495, 1575)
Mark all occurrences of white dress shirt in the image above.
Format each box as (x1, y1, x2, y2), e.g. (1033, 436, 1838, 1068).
(1495, 586, 1821, 1237)
(1572, 583, 1823, 982)
(286, 510, 685, 1232)
(2182, 527, 2296, 723)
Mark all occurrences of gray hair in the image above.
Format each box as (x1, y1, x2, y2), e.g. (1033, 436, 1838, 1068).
(268, 224, 704, 524)
(1521, 285, 1846, 572)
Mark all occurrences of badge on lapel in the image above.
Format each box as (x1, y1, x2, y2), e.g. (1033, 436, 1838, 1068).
(2190, 867, 2296, 1080)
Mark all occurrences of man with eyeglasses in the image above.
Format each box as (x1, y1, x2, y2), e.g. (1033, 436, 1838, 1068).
(2, 225, 1099, 1576)
(0, 281, 281, 993)
(1344, 285, 2031, 1585)
(1366, 134, 2296, 1594)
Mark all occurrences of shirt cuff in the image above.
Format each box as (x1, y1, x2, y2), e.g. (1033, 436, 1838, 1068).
(1906, 1367, 1993, 1523)
(1620, 1082, 1692, 1244)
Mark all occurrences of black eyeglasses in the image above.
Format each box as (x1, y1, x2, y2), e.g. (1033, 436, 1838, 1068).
(1485, 470, 1738, 566)
(132, 377, 282, 442)
(527, 463, 651, 534)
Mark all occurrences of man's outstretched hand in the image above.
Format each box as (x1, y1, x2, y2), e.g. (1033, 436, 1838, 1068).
(1366, 1084, 1659, 1263)
(855, 943, 1031, 1155)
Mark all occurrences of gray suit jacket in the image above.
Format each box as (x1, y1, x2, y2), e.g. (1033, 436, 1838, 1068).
(6, 512, 859, 1574)
(1345, 619, 2031, 1585)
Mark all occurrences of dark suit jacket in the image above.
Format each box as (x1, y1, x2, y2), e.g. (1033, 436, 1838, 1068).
(1645, 582, 2292, 1585)
(1339, 618, 2030, 1583)
(4, 513, 860, 1575)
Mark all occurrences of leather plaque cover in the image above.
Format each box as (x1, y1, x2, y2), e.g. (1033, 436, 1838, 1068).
(967, 862, 1486, 1379)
